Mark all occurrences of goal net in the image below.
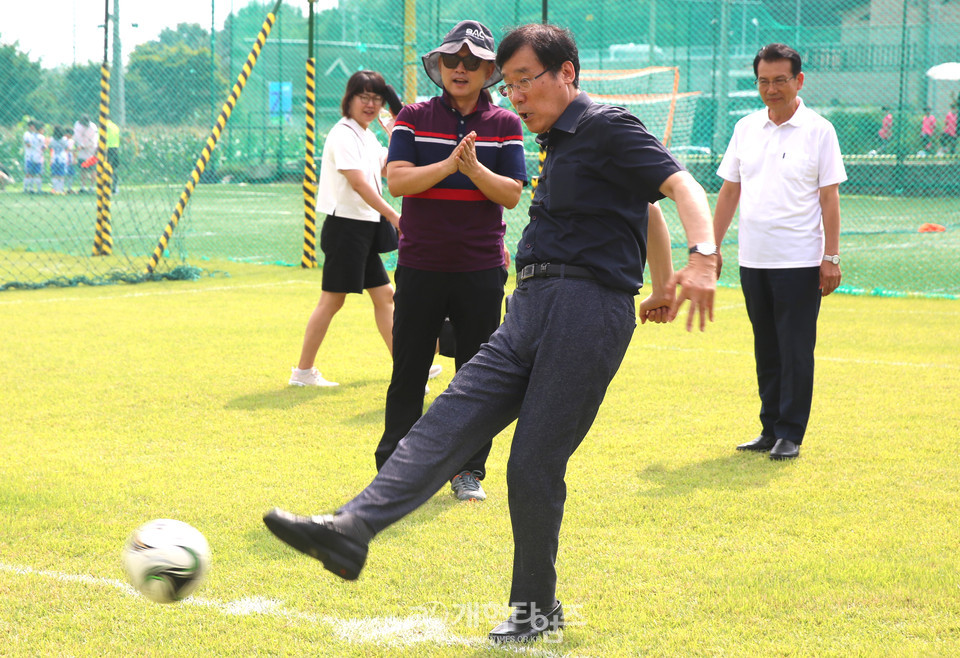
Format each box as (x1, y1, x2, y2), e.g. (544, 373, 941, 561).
(580, 66, 701, 148)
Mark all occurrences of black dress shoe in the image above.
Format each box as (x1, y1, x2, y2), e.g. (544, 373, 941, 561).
(736, 435, 778, 452)
(489, 601, 564, 643)
(263, 508, 369, 580)
(769, 438, 800, 460)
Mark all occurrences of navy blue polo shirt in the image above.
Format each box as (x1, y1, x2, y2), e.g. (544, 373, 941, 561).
(388, 91, 527, 272)
(515, 93, 684, 293)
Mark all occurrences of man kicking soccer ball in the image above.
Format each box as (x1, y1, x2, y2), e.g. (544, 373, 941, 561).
(264, 23, 717, 644)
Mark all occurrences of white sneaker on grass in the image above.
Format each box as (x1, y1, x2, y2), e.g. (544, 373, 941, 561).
(289, 367, 338, 387)
(425, 364, 443, 394)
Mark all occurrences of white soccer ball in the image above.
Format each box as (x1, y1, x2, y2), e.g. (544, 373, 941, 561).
(122, 519, 211, 603)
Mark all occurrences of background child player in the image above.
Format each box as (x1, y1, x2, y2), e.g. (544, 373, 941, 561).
(23, 121, 46, 194)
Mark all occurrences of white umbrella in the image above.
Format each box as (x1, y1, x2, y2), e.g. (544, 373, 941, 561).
(925, 62, 960, 81)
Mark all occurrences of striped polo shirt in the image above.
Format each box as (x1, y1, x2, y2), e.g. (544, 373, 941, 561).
(388, 91, 527, 272)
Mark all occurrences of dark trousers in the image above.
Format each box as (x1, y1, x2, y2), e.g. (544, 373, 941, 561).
(375, 265, 507, 477)
(343, 276, 636, 612)
(740, 266, 821, 444)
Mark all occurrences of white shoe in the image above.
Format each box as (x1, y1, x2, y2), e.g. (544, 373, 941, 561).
(289, 367, 339, 387)
(429, 364, 442, 379)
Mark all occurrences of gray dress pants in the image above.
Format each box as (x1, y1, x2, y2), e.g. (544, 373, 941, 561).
(341, 274, 637, 612)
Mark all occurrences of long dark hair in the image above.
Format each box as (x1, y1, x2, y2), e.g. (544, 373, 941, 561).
(341, 71, 389, 117)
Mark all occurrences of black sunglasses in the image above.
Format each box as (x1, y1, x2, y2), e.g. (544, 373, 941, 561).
(439, 53, 484, 71)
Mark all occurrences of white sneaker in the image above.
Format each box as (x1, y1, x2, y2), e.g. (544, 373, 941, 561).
(289, 367, 339, 387)
(429, 364, 442, 379)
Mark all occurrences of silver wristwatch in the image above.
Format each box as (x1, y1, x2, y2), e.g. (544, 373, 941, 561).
(689, 242, 718, 257)
(822, 254, 840, 265)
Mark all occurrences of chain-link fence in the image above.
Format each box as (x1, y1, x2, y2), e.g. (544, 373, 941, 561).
(1, 0, 958, 296)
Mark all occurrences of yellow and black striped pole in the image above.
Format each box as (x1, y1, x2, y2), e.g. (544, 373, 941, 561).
(92, 0, 112, 256)
(97, 160, 115, 253)
(92, 67, 113, 255)
(301, 0, 318, 268)
(145, 0, 282, 274)
(530, 146, 546, 200)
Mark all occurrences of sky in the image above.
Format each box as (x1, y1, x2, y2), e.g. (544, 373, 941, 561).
(0, 0, 336, 69)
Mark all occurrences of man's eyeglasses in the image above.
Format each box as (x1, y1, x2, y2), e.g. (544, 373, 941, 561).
(497, 69, 551, 98)
(440, 53, 484, 71)
(356, 93, 384, 105)
(755, 76, 796, 89)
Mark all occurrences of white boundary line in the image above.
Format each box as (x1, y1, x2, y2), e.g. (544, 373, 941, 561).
(713, 299, 960, 318)
(0, 280, 315, 306)
(0, 562, 473, 647)
(641, 344, 958, 370)
(0, 562, 564, 654)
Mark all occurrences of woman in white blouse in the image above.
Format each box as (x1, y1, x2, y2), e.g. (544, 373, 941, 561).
(289, 71, 401, 387)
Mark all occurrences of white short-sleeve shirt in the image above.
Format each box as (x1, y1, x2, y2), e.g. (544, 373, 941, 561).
(24, 132, 45, 164)
(316, 117, 387, 223)
(717, 98, 847, 268)
(74, 121, 97, 158)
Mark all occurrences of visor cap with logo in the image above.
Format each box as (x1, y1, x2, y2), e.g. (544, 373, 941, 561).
(421, 20, 502, 90)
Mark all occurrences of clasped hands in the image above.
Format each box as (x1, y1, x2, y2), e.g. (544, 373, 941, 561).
(640, 254, 717, 332)
(448, 131, 483, 178)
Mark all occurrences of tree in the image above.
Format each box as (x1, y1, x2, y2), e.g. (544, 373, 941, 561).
(63, 63, 103, 122)
(157, 23, 211, 51)
(0, 42, 43, 125)
(126, 42, 226, 125)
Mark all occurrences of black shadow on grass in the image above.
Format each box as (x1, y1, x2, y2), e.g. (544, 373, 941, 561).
(342, 383, 448, 426)
(224, 386, 345, 410)
(637, 454, 793, 498)
(345, 407, 385, 426)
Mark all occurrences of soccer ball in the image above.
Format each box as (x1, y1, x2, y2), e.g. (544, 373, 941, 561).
(122, 519, 211, 603)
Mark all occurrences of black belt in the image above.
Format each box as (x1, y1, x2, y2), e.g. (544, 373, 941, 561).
(517, 263, 596, 285)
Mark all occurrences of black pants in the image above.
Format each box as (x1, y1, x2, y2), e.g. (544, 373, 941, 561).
(375, 265, 507, 476)
(740, 266, 821, 444)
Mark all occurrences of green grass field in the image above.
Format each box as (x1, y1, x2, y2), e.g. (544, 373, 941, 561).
(1, 264, 958, 656)
(2, 183, 959, 296)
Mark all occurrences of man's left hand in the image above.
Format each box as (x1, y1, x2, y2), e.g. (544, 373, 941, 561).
(820, 262, 841, 296)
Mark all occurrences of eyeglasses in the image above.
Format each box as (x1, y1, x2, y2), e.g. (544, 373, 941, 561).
(356, 93, 384, 105)
(440, 53, 484, 71)
(755, 76, 796, 89)
(497, 69, 551, 98)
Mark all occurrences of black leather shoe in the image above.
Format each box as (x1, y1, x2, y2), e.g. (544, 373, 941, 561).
(736, 435, 777, 452)
(263, 508, 368, 580)
(769, 439, 800, 460)
(489, 601, 564, 643)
